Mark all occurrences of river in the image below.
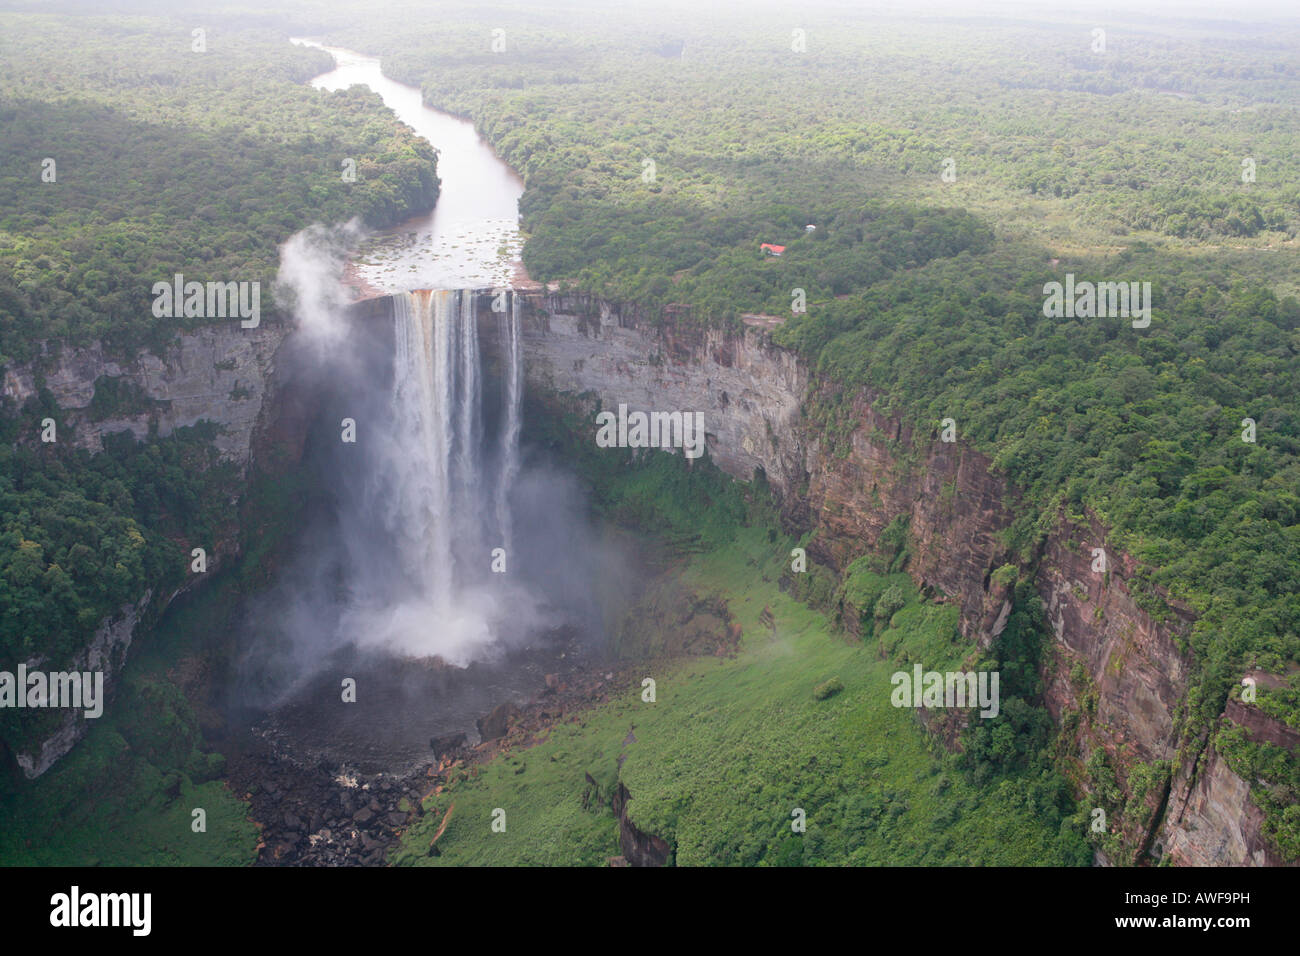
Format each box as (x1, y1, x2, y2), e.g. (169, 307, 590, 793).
(290, 38, 526, 292)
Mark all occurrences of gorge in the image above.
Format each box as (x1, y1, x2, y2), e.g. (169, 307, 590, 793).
(9, 277, 1287, 865)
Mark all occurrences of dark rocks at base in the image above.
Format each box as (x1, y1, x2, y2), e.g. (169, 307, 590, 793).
(430, 732, 467, 758)
(222, 743, 437, 868)
(476, 701, 521, 742)
(220, 659, 643, 867)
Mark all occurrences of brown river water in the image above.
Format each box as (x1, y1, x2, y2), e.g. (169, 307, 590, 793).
(291, 38, 526, 292)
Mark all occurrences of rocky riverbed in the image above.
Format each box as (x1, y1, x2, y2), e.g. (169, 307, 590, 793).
(222, 658, 643, 866)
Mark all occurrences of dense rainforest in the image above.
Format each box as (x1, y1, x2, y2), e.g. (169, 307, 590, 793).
(0, 12, 439, 362)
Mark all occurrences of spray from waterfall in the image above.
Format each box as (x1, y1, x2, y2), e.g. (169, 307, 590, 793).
(237, 232, 637, 725)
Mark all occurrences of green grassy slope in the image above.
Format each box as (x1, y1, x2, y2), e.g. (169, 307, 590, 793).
(395, 524, 1088, 866)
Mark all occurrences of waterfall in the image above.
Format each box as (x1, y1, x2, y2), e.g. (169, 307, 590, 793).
(496, 292, 523, 554)
(389, 289, 458, 612)
(381, 289, 522, 625)
(454, 290, 482, 550)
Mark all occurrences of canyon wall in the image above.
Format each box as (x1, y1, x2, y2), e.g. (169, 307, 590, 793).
(519, 294, 807, 495)
(3, 321, 291, 464)
(515, 291, 1292, 867)
(11, 593, 149, 778)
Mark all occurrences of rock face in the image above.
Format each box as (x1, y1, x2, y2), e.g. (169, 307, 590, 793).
(514, 292, 1293, 867)
(520, 294, 807, 494)
(1161, 693, 1297, 867)
(429, 732, 467, 759)
(1036, 513, 1194, 854)
(613, 782, 671, 866)
(3, 320, 291, 465)
(1162, 731, 1277, 867)
(801, 387, 1020, 646)
(1038, 515, 1193, 762)
(12, 593, 149, 779)
(476, 702, 520, 743)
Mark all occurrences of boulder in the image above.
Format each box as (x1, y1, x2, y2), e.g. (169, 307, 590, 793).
(476, 702, 521, 742)
(429, 731, 467, 758)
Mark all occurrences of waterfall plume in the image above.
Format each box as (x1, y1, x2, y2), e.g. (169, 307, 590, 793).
(236, 283, 632, 718)
(335, 288, 528, 664)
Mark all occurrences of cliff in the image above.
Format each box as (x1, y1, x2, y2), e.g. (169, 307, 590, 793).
(520, 294, 807, 495)
(515, 291, 1293, 867)
(3, 321, 291, 465)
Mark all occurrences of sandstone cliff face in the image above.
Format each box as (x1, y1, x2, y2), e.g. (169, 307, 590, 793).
(12, 593, 149, 779)
(1161, 730, 1281, 866)
(613, 781, 671, 866)
(517, 294, 1017, 645)
(800, 388, 1018, 648)
(520, 294, 807, 494)
(1038, 518, 1193, 757)
(1162, 744, 1275, 866)
(1036, 513, 1193, 834)
(515, 294, 1291, 866)
(3, 320, 290, 465)
(1160, 690, 1297, 867)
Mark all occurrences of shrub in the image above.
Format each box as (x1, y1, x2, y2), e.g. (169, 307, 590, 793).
(813, 677, 844, 701)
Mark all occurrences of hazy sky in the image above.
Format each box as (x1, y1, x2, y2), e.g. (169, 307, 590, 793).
(4, 0, 1296, 26)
